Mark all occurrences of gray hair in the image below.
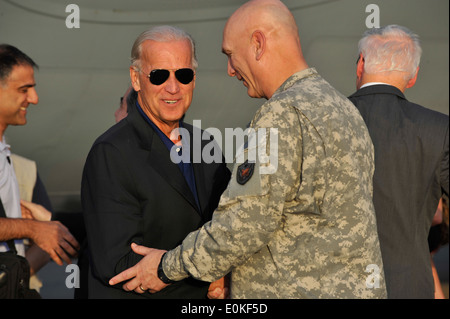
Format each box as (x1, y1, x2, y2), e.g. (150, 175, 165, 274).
(131, 25, 198, 70)
(358, 25, 422, 80)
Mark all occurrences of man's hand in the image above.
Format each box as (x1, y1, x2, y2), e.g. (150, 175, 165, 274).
(109, 243, 169, 294)
(207, 275, 230, 299)
(30, 220, 79, 265)
(20, 200, 51, 221)
(20, 200, 79, 265)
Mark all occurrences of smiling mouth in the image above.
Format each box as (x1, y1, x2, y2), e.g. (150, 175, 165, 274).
(164, 100, 178, 105)
(236, 75, 247, 86)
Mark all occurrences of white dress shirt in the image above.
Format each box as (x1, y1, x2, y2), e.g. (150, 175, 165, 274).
(360, 82, 391, 89)
(0, 137, 25, 256)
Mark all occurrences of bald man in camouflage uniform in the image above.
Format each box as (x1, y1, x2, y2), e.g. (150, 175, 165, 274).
(110, 0, 387, 299)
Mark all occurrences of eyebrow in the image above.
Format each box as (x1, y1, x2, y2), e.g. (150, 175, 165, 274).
(18, 83, 36, 90)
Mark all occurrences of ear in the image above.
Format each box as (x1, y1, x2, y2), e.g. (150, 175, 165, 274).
(356, 53, 364, 79)
(406, 67, 419, 89)
(130, 66, 141, 92)
(251, 30, 266, 61)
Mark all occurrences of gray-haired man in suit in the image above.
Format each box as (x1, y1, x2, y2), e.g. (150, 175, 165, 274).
(348, 25, 449, 299)
(81, 25, 230, 299)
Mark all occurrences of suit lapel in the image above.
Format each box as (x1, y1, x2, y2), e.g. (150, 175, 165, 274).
(185, 124, 208, 219)
(127, 94, 200, 214)
(146, 133, 200, 213)
(192, 160, 206, 216)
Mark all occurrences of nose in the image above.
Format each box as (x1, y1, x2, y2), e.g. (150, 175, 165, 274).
(28, 87, 39, 105)
(227, 59, 236, 77)
(164, 73, 181, 94)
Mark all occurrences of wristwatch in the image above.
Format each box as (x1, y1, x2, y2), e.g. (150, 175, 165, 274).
(157, 253, 176, 284)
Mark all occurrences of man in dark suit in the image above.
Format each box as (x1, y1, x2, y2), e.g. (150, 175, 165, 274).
(81, 26, 230, 299)
(348, 25, 449, 298)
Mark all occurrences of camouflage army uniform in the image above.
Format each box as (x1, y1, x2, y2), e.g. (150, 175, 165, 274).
(164, 68, 387, 298)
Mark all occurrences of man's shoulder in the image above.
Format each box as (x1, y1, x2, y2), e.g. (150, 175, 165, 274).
(349, 85, 448, 125)
(348, 85, 404, 109)
(91, 119, 135, 150)
(404, 100, 449, 124)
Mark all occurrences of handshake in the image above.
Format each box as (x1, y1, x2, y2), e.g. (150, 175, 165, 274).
(20, 200, 80, 267)
(109, 243, 229, 299)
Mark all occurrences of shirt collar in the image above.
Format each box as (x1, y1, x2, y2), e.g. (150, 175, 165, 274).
(274, 67, 318, 96)
(0, 137, 11, 157)
(135, 101, 186, 151)
(360, 82, 391, 89)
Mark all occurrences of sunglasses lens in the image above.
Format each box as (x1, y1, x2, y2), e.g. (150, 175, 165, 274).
(148, 69, 194, 85)
(149, 69, 170, 85)
(175, 68, 194, 84)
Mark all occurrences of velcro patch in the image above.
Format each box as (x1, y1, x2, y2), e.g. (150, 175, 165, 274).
(236, 160, 255, 185)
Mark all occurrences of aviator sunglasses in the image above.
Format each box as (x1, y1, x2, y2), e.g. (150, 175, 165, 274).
(147, 68, 195, 85)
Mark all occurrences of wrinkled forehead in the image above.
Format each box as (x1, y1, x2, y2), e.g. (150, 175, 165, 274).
(140, 39, 193, 69)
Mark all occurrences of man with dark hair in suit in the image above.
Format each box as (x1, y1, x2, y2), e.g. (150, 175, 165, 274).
(81, 26, 230, 299)
(348, 25, 449, 298)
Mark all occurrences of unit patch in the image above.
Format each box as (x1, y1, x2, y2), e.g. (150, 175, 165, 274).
(236, 160, 255, 185)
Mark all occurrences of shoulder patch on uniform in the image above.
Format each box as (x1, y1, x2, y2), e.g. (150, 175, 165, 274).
(236, 160, 255, 185)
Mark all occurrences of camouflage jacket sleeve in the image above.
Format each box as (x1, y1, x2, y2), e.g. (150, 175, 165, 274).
(163, 101, 301, 282)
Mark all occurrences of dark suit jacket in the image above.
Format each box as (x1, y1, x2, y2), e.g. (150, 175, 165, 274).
(81, 92, 230, 299)
(349, 85, 449, 299)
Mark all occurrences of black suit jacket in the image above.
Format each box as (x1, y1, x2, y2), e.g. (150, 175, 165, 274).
(349, 85, 449, 298)
(81, 92, 230, 299)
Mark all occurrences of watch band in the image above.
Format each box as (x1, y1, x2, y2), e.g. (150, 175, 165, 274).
(157, 252, 176, 284)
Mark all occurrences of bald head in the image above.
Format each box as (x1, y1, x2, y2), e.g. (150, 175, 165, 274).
(222, 0, 308, 99)
(225, 0, 298, 39)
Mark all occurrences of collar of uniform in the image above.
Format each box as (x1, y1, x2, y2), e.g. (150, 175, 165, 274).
(274, 67, 318, 96)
